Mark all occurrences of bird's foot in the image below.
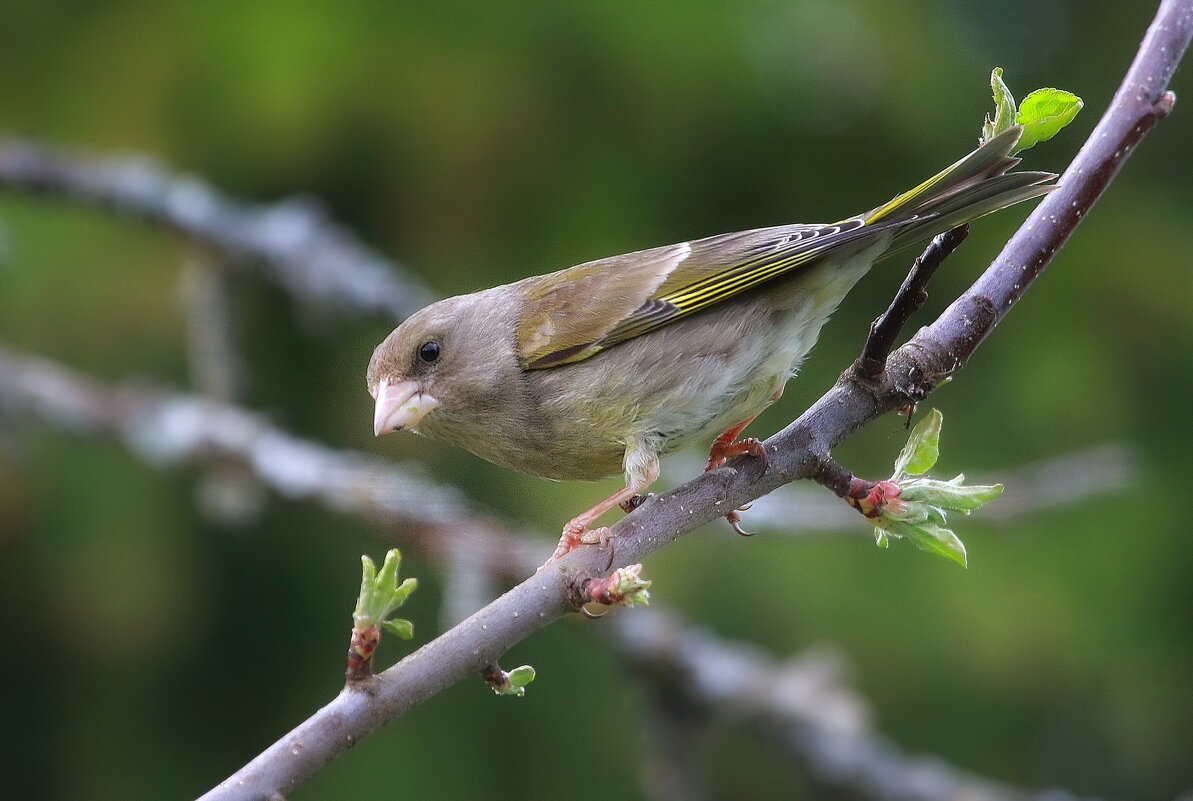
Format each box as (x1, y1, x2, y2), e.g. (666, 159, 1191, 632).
(705, 436, 767, 472)
(706, 428, 767, 534)
(543, 522, 614, 566)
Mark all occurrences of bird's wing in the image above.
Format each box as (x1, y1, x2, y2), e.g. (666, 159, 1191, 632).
(516, 219, 886, 370)
(515, 126, 1052, 370)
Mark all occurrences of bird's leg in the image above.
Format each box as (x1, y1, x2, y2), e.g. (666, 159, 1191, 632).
(705, 389, 783, 535)
(548, 446, 660, 563)
(704, 414, 765, 471)
(704, 387, 784, 472)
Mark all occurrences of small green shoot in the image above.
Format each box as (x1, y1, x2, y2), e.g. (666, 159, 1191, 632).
(354, 549, 418, 636)
(481, 664, 537, 697)
(346, 549, 418, 680)
(982, 67, 1083, 151)
(498, 666, 537, 697)
(585, 564, 652, 607)
(866, 409, 1004, 567)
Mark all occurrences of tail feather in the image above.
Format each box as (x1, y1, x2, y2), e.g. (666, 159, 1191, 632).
(859, 125, 1055, 255)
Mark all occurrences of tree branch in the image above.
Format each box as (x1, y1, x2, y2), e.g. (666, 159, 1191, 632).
(0, 341, 1112, 801)
(0, 141, 435, 320)
(192, 2, 1191, 798)
(662, 442, 1138, 532)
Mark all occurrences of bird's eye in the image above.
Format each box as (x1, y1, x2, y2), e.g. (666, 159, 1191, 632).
(418, 341, 441, 363)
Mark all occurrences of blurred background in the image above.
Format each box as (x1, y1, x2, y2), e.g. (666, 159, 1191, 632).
(1, 1, 1190, 799)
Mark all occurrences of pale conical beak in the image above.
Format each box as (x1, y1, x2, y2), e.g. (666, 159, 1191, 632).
(373, 379, 440, 436)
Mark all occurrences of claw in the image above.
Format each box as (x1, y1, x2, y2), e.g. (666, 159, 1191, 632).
(706, 418, 768, 533)
(726, 509, 755, 537)
(619, 493, 653, 514)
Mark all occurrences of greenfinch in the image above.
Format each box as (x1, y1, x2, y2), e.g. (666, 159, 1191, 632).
(367, 126, 1052, 559)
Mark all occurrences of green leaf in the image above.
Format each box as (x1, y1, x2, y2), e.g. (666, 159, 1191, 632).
(1015, 88, 1083, 150)
(375, 547, 401, 590)
(491, 665, 537, 697)
(900, 478, 1004, 512)
(355, 554, 377, 619)
(392, 577, 419, 605)
(892, 408, 943, 477)
(982, 67, 1018, 142)
(381, 618, 414, 640)
(507, 665, 536, 691)
(888, 520, 968, 567)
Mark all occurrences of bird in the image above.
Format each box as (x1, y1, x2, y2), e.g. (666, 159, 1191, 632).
(367, 125, 1053, 561)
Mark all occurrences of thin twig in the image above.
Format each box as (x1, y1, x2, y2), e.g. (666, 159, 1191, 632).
(915, 21, 1185, 369)
(662, 443, 1137, 532)
(857, 224, 970, 379)
(180, 252, 243, 402)
(179, 252, 270, 524)
(634, 658, 712, 801)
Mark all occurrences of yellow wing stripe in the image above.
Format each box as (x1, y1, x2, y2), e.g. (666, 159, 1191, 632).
(591, 220, 875, 352)
(863, 172, 946, 225)
(664, 246, 827, 311)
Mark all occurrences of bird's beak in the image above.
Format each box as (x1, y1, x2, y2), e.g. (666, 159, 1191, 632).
(373, 379, 440, 436)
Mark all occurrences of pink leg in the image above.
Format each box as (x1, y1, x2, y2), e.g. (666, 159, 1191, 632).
(548, 446, 660, 563)
(705, 387, 784, 472)
(704, 388, 784, 535)
(705, 414, 765, 471)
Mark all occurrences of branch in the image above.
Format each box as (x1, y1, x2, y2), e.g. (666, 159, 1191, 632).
(856, 224, 970, 379)
(193, 2, 1190, 796)
(614, 610, 1092, 801)
(0, 344, 1122, 800)
(913, 8, 1186, 366)
(180, 252, 243, 402)
(0, 141, 434, 320)
(0, 342, 1120, 799)
(660, 442, 1138, 532)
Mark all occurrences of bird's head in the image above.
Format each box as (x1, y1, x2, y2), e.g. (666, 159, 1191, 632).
(366, 289, 519, 438)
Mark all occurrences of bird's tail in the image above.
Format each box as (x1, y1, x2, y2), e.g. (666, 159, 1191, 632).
(858, 125, 1055, 253)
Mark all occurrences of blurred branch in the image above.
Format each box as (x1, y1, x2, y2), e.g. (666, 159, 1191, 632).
(0, 336, 1132, 580)
(0, 141, 434, 320)
(0, 342, 540, 577)
(635, 659, 711, 801)
(615, 610, 1093, 801)
(179, 251, 270, 524)
(180, 252, 242, 402)
(192, 3, 1190, 798)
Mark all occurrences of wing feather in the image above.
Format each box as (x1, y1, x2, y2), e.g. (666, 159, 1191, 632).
(516, 241, 693, 369)
(521, 218, 888, 369)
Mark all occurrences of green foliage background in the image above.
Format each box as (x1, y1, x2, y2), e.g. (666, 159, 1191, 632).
(1, 1, 1190, 799)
